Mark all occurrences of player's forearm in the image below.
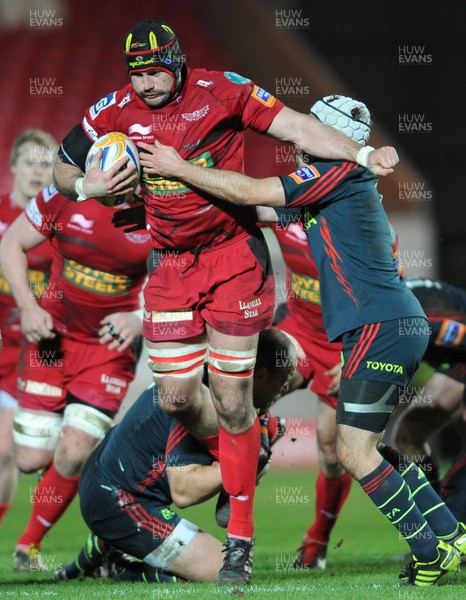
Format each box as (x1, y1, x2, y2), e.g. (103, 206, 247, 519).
(53, 160, 83, 201)
(176, 161, 256, 205)
(0, 236, 38, 311)
(176, 161, 285, 207)
(168, 462, 222, 508)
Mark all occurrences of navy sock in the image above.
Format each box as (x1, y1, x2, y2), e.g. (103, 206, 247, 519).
(360, 460, 438, 561)
(381, 446, 459, 538)
(64, 534, 107, 578)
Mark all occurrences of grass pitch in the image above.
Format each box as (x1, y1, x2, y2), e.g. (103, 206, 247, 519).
(0, 469, 464, 599)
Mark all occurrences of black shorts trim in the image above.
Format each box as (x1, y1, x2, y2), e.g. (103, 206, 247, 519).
(336, 378, 401, 433)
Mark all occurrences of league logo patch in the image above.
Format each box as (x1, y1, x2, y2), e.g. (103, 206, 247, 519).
(90, 92, 117, 119)
(289, 165, 320, 184)
(251, 85, 276, 107)
(436, 320, 465, 347)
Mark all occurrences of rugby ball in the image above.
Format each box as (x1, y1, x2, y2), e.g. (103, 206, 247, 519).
(85, 132, 141, 207)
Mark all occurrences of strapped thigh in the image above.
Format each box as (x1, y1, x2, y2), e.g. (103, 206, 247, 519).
(208, 347, 257, 378)
(13, 408, 63, 450)
(337, 378, 401, 433)
(148, 343, 208, 379)
(62, 403, 113, 439)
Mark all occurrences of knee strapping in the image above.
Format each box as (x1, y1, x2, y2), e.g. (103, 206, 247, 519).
(148, 343, 208, 378)
(62, 404, 113, 439)
(208, 347, 257, 378)
(13, 408, 62, 450)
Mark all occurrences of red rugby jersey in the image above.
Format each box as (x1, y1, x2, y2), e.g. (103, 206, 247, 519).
(81, 69, 284, 251)
(25, 185, 151, 341)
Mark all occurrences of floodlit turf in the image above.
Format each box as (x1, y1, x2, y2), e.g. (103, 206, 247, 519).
(1, 470, 465, 599)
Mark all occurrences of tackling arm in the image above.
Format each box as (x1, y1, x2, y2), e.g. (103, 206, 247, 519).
(138, 141, 286, 207)
(167, 462, 223, 508)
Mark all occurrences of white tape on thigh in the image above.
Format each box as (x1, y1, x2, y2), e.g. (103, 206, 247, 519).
(148, 343, 208, 379)
(63, 403, 113, 439)
(13, 408, 62, 450)
(208, 347, 257, 377)
(143, 518, 198, 569)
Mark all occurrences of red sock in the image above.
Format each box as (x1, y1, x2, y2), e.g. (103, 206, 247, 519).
(0, 502, 11, 526)
(219, 418, 260, 540)
(17, 463, 80, 548)
(199, 434, 220, 461)
(306, 470, 352, 543)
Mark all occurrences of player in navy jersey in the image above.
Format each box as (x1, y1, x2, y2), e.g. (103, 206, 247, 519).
(55, 328, 296, 583)
(142, 99, 466, 585)
(53, 17, 398, 585)
(394, 278, 466, 492)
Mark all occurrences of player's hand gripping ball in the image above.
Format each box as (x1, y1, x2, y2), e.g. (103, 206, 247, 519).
(85, 132, 141, 206)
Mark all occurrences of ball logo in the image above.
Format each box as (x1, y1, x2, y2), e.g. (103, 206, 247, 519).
(93, 132, 127, 162)
(85, 132, 141, 207)
(86, 132, 140, 177)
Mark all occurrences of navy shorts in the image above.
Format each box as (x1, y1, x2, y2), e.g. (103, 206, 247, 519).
(336, 318, 429, 432)
(79, 456, 197, 569)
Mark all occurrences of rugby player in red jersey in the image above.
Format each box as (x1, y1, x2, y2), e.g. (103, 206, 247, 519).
(52, 18, 397, 584)
(0, 185, 151, 571)
(0, 130, 56, 529)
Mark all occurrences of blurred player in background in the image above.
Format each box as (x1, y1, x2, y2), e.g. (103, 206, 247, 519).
(142, 109, 466, 586)
(0, 130, 57, 528)
(53, 17, 397, 585)
(394, 278, 466, 491)
(0, 185, 151, 571)
(441, 388, 466, 524)
(55, 329, 295, 584)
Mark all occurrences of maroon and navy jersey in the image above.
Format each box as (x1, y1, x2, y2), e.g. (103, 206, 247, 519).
(277, 162, 425, 341)
(89, 384, 212, 504)
(0, 193, 53, 339)
(25, 185, 151, 342)
(61, 68, 284, 251)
